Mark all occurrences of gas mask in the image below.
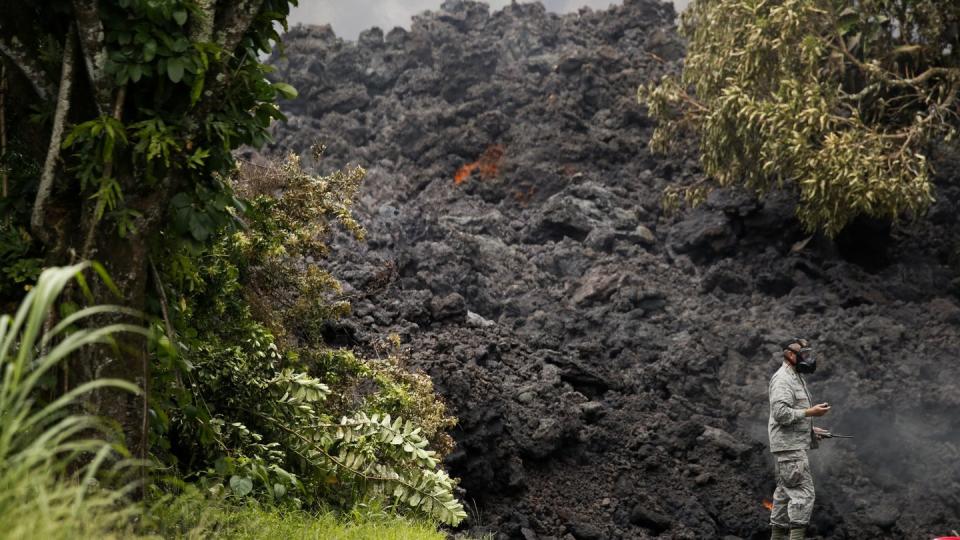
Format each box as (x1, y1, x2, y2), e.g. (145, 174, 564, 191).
(787, 339, 816, 374)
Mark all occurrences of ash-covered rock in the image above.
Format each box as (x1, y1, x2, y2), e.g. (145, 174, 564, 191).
(262, 0, 960, 538)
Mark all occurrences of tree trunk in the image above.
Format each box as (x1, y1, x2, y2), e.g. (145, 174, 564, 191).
(64, 175, 171, 462)
(71, 224, 151, 459)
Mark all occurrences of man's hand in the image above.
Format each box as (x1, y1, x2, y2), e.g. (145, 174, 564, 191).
(805, 402, 831, 417)
(813, 426, 830, 440)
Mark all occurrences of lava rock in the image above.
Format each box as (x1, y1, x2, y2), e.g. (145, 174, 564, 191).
(702, 264, 750, 294)
(570, 269, 623, 306)
(928, 297, 960, 324)
(567, 522, 604, 540)
(697, 426, 751, 459)
(263, 0, 960, 537)
(757, 271, 795, 297)
(579, 401, 606, 423)
(633, 224, 657, 246)
(430, 293, 467, 321)
(357, 26, 384, 48)
(669, 209, 737, 261)
(525, 195, 602, 244)
(584, 228, 616, 252)
(864, 506, 900, 530)
(523, 417, 565, 458)
(466, 310, 496, 328)
(629, 504, 672, 533)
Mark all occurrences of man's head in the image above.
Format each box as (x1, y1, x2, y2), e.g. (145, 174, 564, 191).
(783, 338, 816, 374)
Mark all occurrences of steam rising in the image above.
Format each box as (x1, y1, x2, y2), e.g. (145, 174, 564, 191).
(814, 405, 960, 529)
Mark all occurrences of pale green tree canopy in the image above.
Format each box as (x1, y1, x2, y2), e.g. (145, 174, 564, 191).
(641, 0, 960, 236)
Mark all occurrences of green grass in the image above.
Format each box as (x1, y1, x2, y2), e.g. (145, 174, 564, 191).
(0, 264, 143, 540)
(143, 492, 447, 540)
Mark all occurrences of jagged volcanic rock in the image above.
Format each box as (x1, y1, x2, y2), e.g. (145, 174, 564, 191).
(260, 1, 960, 538)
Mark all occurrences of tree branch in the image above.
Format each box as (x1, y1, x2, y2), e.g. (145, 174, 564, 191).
(900, 67, 960, 86)
(0, 36, 55, 101)
(832, 32, 960, 90)
(32, 30, 77, 245)
(214, 0, 265, 55)
(72, 0, 112, 115)
(191, 0, 218, 43)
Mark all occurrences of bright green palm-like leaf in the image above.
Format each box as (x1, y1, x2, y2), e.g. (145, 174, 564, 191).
(0, 263, 144, 537)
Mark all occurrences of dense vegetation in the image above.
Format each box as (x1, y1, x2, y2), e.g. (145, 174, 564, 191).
(0, 0, 464, 535)
(150, 153, 464, 524)
(642, 0, 960, 236)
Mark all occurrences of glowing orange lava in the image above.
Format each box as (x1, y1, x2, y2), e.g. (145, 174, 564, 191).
(762, 499, 774, 511)
(454, 162, 479, 185)
(454, 144, 505, 185)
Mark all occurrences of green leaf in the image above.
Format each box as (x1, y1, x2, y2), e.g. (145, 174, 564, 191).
(171, 37, 190, 53)
(167, 58, 185, 83)
(273, 82, 298, 99)
(846, 32, 861, 52)
(170, 192, 192, 210)
(173, 9, 188, 26)
(143, 40, 157, 62)
(73, 271, 94, 303)
(89, 261, 122, 299)
(229, 475, 253, 497)
(190, 71, 205, 104)
(837, 8, 859, 35)
(115, 67, 130, 85)
(187, 211, 216, 242)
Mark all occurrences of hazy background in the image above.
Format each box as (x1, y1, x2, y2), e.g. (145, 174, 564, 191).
(289, 0, 691, 40)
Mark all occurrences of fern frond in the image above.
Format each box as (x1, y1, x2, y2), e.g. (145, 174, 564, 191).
(269, 368, 331, 404)
(269, 411, 466, 525)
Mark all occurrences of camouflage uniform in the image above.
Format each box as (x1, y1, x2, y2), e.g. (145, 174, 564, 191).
(768, 363, 818, 528)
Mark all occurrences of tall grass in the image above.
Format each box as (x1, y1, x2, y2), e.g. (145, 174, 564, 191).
(0, 263, 142, 540)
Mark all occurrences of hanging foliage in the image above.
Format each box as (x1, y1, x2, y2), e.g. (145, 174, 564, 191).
(640, 0, 960, 236)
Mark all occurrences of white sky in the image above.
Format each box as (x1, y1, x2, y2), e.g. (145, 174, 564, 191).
(288, 1, 691, 39)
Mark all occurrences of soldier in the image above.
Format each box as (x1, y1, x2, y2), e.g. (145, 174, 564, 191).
(768, 338, 831, 540)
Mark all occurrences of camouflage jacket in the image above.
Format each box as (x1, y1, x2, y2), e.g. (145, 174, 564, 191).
(768, 363, 818, 453)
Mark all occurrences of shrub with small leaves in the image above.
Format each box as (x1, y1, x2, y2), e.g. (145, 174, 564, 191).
(640, 0, 960, 236)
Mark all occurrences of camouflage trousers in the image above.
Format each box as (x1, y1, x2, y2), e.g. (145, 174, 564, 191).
(770, 449, 815, 527)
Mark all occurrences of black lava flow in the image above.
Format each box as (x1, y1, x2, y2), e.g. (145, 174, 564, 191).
(257, 1, 960, 538)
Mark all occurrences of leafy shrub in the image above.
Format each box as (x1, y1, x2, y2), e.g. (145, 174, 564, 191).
(0, 140, 43, 303)
(150, 153, 465, 525)
(641, 0, 960, 236)
(361, 337, 457, 458)
(0, 222, 42, 297)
